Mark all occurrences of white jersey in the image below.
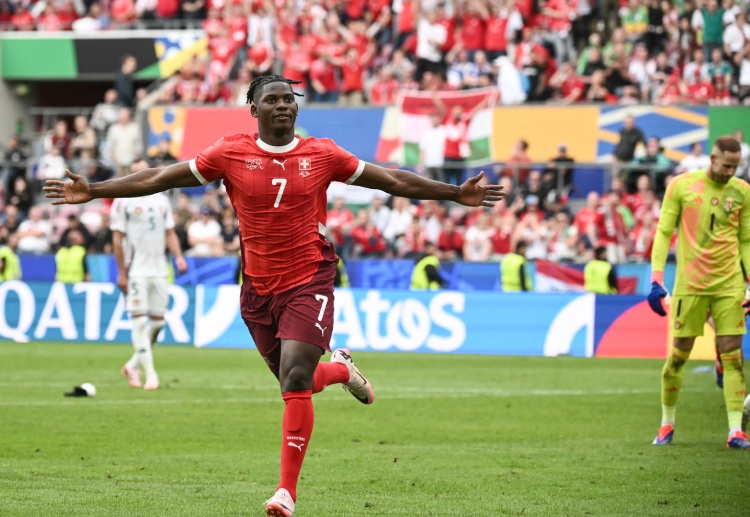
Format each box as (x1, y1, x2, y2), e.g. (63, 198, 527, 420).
(110, 194, 175, 278)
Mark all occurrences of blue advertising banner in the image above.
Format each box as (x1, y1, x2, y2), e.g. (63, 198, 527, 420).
(3, 282, 747, 358)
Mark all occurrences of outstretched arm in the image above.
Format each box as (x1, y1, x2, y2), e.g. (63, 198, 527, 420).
(352, 162, 504, 207)
(44, 161, 201, 205)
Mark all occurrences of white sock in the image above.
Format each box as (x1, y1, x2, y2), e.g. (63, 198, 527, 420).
(125, 352, 139, 370)
(149, 318, 166, 345)
(132, 315, 156, 378)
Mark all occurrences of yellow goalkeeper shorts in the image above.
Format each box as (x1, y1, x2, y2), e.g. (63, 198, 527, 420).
(671, 294, 746, 337)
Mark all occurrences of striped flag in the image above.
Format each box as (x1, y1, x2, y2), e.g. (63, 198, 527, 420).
(376, 87, 498, 166)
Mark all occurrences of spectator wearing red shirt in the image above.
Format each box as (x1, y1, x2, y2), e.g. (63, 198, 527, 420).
(227, 3, 249, 52)
(208, 25, 238, 81)
(594, 191, 628, 264)
(549, 62, 585, 103)
(10, 4, 34, 30)
(401, 218, 427, 257)
(110, 0, 138, 25)
(247, 30, 275, 76)
(37, 4, 66, 32)
(436, 218, 465, 260)
(326, 196, 354, 250)
(459, 0, 487, 57)
(156, 0, 180, 20)
(395, 0, 415, 49)
(275, 7, 298, 53)
(350, 209, 387, 258)
(340, 45, 375, 105)
(631, 210, 657, 262)
(489, 213, 514, 259)
(503, 139, 532, 184)
(369, 66, 401, 105)
(310, 52, 340, 103)
(202, 7, 224, 38)
(483, 1, 523, 62)
(541, 0, 576, 63)
(282, 41, 312, 103)
(573, 191, 601, 248)
(623, 174, 651, 214)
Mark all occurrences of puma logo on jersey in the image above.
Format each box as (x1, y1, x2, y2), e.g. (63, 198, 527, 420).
(273, 159, 287, 170)
(287, 441, 305, 451)
(315, 323, 327, 336)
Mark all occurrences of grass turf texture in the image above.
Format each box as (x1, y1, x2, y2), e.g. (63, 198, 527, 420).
(0, 342, 747, 517)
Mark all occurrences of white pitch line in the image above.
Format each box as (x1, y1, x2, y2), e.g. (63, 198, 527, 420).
(0, 388, 663, 407)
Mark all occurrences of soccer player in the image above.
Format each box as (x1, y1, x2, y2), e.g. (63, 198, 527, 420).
(110, 162, 188, 390)
(44, 75, 504, 516)
(647, 136, 750, 449)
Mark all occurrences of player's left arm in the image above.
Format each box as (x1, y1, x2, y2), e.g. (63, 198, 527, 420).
(352, 162, 504, 207)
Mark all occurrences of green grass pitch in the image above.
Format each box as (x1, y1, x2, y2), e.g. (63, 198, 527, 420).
(0, 342, 748, 516)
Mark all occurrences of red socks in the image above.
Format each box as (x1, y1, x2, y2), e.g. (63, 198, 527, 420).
(312, 362, 349, 394)
(278, 390, 314, 502)
(277, 363, 348, 501)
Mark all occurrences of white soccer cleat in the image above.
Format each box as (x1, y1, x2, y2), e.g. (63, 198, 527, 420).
(143, 373, 159, 391)
(121, 364, 141, 388)
(264, 488, 295, 517)
(742, 394, 750, 433)
(331, 348, 374, 405)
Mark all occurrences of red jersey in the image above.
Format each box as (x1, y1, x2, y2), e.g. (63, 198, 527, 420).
(341, 60, 365, 93)
(283, 49, 311, 86)
(191, 134, 364, 295)
(594, 206, 626, 246)
(485, 15, 508, 51)
(437, 230, 465, 255)
(228, 15, 249, 47)
(369, 79, 400, 105)
(461, 15, 485, 51)
(573, 207, 598, 237)
(310, 59, 339, 92)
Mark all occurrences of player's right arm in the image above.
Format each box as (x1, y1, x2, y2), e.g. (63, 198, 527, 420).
(650, 177, 682, 281)
(44, 162, 201, 205)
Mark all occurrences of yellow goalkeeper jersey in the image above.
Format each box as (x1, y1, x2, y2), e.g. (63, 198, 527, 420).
(654, 169, 750, 296)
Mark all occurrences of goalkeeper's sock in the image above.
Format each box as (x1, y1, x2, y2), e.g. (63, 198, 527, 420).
(720, 349, 746, 434)
(312, 362, 349, 394)
(661, 405, 676, 427)
(661, 346, 691, 421)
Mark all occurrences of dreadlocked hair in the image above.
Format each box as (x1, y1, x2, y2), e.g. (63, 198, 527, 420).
(246, 75, 304, 105)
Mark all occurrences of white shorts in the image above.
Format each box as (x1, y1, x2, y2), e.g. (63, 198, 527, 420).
(126, 277, 168, 316)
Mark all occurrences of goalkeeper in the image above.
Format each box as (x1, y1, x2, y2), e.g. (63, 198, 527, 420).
(648, 136, 749, 449)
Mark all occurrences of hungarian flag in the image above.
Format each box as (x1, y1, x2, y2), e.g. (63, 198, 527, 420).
(534, 260, 638, 295)
(375, 87, 498, 166)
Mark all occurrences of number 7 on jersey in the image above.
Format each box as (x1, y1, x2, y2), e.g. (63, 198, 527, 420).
(271, 178, 287, 208)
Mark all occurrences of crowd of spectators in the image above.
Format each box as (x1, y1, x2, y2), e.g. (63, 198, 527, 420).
(3, 0, 750, 106)
(3, 126, 750, 270)
(4, 0, 750, 275)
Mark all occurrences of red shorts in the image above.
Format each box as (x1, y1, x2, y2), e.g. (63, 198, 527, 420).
(240, 244, 337, 363)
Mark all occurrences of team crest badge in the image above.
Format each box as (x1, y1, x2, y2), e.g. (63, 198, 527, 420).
(298, 158, 312, 177)
(135, 207, 143, 215)
(711, 198, 719, 206)
(245, 158, 264, 170)
(674, 321, 681, 329)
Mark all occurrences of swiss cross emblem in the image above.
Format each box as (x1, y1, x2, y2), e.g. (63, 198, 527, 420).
(298, 158, 312, 177)
(245, 158, 264, 170)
